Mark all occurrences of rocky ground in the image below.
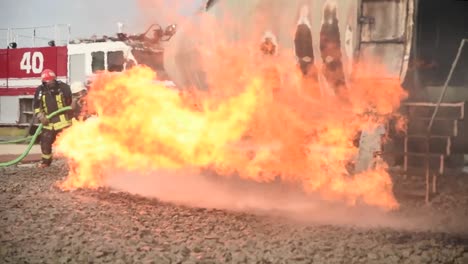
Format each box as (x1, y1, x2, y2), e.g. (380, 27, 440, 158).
(1, 161, 468, 264)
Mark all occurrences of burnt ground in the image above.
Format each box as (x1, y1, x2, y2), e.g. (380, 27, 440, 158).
(1, 161, 468, 264)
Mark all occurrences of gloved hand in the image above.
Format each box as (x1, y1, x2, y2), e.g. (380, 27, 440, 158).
(37, 112, 49, 126)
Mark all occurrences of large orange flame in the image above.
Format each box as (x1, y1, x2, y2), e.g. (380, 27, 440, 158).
(55, 14, 407, 210)
(56, 64, 405, 211)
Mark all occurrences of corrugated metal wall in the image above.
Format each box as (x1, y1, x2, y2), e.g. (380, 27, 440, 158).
(164, 0, 359, 91)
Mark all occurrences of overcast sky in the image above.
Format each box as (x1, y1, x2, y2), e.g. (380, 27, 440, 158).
(0, 0, 203, 46)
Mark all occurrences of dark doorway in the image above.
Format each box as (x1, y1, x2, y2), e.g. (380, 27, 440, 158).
(412, 0, 468, 88)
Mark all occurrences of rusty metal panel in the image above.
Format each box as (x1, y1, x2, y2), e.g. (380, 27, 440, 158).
(358, 43, 405, 78)
(361, 0, 407, 42)
(399, 0, 415, 82)
(164, 0, 360, 90)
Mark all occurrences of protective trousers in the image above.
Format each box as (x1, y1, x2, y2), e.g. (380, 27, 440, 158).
(40, 128, 63, 165)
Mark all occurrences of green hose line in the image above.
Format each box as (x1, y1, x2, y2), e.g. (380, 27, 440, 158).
(0, 136, 33, 144)
(0, 106, 72, 167)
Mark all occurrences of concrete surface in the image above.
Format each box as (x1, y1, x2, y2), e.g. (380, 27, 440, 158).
(0, 144, 41, 163)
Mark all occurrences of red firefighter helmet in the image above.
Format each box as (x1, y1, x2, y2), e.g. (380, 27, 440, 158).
(41, 69, 57, 83)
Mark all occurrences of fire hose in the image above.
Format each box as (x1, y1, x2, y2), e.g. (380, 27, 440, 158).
(0, 110, 39, 144)
(0, 106, 72, 168)
(0, 136, 33, 144)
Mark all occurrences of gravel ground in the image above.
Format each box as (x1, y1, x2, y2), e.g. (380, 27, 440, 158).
(1, 161, 468, 264)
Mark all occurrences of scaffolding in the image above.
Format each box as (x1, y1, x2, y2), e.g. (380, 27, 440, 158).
(0, 24, 71, 48)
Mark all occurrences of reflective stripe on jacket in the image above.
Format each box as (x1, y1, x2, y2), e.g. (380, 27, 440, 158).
(33, 81, 73, 130)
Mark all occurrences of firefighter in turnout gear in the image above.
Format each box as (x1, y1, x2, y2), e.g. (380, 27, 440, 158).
(33, 69, 73, 168)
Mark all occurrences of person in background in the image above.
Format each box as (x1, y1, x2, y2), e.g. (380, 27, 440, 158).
(70, 81, 89, 121)
(33, 69, 73, 168)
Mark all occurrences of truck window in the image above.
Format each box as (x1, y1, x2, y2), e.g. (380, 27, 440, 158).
(19, 98, 34, 125)
(107, 51, 125, 72)
(91, 51, 105, 73)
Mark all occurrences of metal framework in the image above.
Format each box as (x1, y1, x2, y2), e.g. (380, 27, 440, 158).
(0, 24, 71, 48)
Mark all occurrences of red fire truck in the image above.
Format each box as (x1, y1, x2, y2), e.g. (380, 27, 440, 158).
(0, 24, 176, 127)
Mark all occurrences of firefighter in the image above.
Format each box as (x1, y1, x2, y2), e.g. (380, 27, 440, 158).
(70, 81, 89, 121)
(33, 69, 73, 168)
